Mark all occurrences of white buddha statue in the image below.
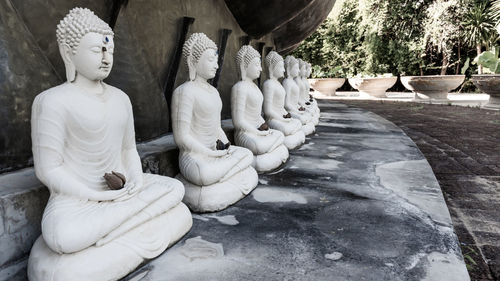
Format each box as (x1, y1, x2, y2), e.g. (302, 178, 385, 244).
(231, 45, 289, 172)
(171, 33, 258, 212)
(282, 56, 315, 135)
(28, 8, 192, 281)
(262, 51, 305, 149)
(297, 59, 320, 125)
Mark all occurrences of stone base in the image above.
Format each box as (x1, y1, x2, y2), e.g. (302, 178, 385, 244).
(178, 166, 258, 213)
(302, 121, 315, 136)
(27, 203, 192, 281)
(124, 100, 469, 281)
(413, 91, 449, 100)
(253, 144, 289, 172)
(283, 130, 305, 150)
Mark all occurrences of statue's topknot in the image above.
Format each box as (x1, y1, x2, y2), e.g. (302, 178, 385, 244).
(56, 7, 113, 54)
(265, 51, 283, 70)
(182, 33, 218, 66)
(236, 45, 260, 71)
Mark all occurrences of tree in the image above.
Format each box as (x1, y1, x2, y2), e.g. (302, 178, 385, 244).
(461, 0, 496, 74)
(422, 0, 466, 75)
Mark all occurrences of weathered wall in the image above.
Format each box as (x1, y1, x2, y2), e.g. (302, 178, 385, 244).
(0, 0, 276, 173)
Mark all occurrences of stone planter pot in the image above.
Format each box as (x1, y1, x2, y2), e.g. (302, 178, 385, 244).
(471, 74, 500, 106)
(401, 75, 465, 100)
(309, 78, 345, 96)
(347, 76, 398, 98)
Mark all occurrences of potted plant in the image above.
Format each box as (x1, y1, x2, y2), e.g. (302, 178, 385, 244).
(401, 75, 466, 100)
(469, 0, 500, 106)
(309, 65, 346, 96)
(401, 0, 465, 100)
(471, 47, 500, 106)
(347, 73, 398, 98)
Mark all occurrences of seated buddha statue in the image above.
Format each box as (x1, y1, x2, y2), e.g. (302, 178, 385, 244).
(282, 56, 315, 135)
(297, 59, 320, 125)
(262, 51, 305, 149)
(28, 8, 192, 281)
(231, 46, 289, 172)
(171, 33, 258, 212)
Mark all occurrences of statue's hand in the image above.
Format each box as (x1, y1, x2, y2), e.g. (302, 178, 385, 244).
(257, 129, 270, 136)
(125, 181, 141, 195)
(88, 188, 128, 202)
(211, 149, 229, 157)
(113, 181, 141, 202)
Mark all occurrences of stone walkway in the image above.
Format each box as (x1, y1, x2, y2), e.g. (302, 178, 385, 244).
(124, 101, 468, 281)
(339, 100, 500, 281)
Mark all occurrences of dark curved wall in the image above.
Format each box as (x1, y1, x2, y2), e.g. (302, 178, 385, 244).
(0, 0, 333, 173)
(225, 0, 336, 53)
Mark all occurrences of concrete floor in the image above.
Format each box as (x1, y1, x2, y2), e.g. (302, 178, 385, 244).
(123, 101, 469, 281)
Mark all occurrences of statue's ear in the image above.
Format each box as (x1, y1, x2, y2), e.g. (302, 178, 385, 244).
(187, 56, 196, 81)
(59, 43, 76, 82)
(239, 63, 246, 81)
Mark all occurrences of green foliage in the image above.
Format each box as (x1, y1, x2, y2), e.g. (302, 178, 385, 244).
(473, 47, 500, 73)
(292, 0, 431, 77)
(423, 0, 465, 67)
(461, 0, 496, 49)
(312, 65, 343, 78)
(291, 0, 497, 79)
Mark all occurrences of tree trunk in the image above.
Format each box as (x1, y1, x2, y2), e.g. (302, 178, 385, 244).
(477, 44, 483, 74)
(456, 41, 461, 74)
(441, 52, 448, 75)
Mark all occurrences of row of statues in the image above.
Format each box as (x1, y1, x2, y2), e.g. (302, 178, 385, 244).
(27, 8, 320, 281)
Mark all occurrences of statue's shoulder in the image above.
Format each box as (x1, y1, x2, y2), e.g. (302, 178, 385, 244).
(231, 81, 246, 92)
(174, 81, 193, 94)
(104, 83, 127, 97)
(33, 83, 72, 107)
(173, 81, 203, 99)
(263, 79, 278, 88)
(103, 83, 132, 104)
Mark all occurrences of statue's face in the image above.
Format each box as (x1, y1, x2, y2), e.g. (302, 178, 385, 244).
(72, 32, 114, 81)
(290, 63, 300, 77)
(195, 48, 218, 80)
(246, 57, 262, 80)
(301, 65, 307, 76)
(273, 61, 285, 78)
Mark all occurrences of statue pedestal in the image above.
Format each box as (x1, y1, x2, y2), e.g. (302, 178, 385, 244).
(178, 166, 258, 213)
(28, 202, 191, 281)
(282, 130, 306, 149)
(301, 121, 316, 135)
(252, 144, 289, 172)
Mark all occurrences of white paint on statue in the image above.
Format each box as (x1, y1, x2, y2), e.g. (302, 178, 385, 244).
(262, 51, 306, 149)
(27, 7, 192, 281)
(282, 56, 316, 135)
(231, 45, 289, 172)
(171, 33, 258, 212)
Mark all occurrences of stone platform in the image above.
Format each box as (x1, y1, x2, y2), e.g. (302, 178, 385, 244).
(319, 91, 495, 109)
(123, 101, 469, 281)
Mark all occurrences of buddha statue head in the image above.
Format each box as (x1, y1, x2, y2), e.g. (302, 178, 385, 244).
(182, 33, 218, 81)
(265, 51, 285, 80)
(284, 56, 299, 79)
(298, 59, 307, 78)
(56, 7, 114, 83)
(236, 45, 261, 81)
